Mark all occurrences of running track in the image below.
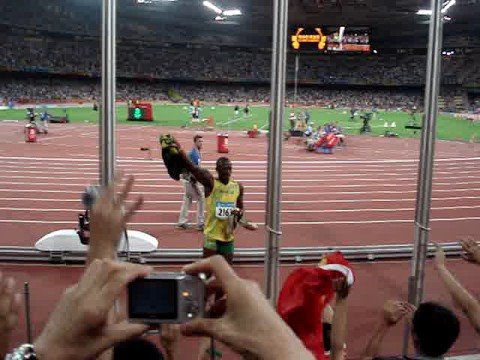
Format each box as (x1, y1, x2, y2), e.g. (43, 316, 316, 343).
(0, 122, 479, 358)
(0, 122, 478, 249)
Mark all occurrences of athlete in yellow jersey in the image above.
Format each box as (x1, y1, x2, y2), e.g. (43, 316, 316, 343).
(178, 143, 256, 263)
(177, 141, 257, 360)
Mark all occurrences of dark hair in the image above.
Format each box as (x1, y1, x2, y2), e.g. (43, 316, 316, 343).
(412, 302, 460, 357)
(113, 338, 164, 360)
(216, 157, 231, 168)
(193, 134, 203, 143)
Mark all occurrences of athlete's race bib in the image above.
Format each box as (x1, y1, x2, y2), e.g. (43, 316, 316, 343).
(215, 201, 235, 220)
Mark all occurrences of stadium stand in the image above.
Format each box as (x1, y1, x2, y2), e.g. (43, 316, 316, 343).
(0, 76, 426, 109)
(1, 31, 480, 86)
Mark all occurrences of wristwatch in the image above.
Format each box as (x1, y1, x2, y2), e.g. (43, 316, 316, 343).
(6, 344, 37, 360)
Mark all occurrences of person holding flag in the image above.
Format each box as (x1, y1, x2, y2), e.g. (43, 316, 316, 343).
(160, 134, 257, 263)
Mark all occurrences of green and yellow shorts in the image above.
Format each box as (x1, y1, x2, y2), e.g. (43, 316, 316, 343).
(204, 236, 234, 255)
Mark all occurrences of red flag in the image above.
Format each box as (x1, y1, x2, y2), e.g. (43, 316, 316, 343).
(277, 252, 354, 359)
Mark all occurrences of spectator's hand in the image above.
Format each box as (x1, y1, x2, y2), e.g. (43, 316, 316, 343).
(403, 303, 416, 323)
(90, 175, 143, 251)
(461, 237, 480, 265)
(332, 277, 350, 300)
(160, 324, 180, 357)
(382, 301, 413, 327)
(434, 244, 446, 269)
(180, 256, 314, 360)
(34, 259, 152, 360)
(0, 274, 21, 359)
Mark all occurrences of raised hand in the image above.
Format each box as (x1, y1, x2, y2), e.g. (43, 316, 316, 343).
(461, 237, 480, 265)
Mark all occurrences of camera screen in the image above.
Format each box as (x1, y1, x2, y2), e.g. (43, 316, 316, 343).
(128, 279, 177, 319)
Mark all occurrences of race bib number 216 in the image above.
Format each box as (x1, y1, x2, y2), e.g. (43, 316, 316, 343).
(215, 201, 235, 220)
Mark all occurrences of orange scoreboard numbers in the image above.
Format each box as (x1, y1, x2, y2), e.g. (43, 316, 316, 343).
(291, 27, 327, 51)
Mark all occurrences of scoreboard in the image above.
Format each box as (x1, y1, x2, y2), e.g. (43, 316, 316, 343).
(291, 28, 328, 51)
(291, 26, 371, 53)
(127, 100, 153, 121)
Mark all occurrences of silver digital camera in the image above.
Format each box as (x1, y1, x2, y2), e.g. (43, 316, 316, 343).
(128, 272, 205, 324)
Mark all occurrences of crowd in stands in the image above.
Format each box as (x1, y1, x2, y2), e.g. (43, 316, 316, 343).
(0, 76, 426, 110)
(1, 31, 480, 87)
(0, 176, 478, 359)
(5, 75, 476, 111)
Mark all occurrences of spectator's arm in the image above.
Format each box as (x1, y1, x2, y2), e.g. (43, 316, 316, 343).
(34, 260, 152, 360)
(330, 279, 349, 360)
(461, 237, 480, 265)
(362, 321, 390, 360)
(86, 176, 144, 360)
(435, 245, 480, 333)
(87, 175, 143, 264)
(0, 274, 21, 359)
(361, 301, 413, 360)
(160, 324, 180, 360)
(180, 256, 314, 360)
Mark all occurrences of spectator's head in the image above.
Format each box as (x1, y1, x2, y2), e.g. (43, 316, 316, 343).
(193, 134, 204, 150)
(216, 157, 232, 183)
(113, 338, 164, 360)
(412, 302, 460, 357)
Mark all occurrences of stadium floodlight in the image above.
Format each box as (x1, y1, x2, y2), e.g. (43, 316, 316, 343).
(338, 26, 345, 42)
(137, 0, 176, 3)
(416, 9, 432, 15)
(416, 0, 456, 15)
(215, 15, 226, 21)
(442, 0, 456, 13)
(203, 1, 223, 14)
(223, 9, 242, 16)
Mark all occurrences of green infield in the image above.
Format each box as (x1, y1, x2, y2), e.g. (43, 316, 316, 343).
(1, 103, 479, 142)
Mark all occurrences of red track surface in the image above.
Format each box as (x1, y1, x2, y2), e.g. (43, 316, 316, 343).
(0, 123, 478, 248)
(3, 260, 480, 359)
(0, 122, 479, 358)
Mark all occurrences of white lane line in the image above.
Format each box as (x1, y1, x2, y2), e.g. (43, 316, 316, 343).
(38, 132, 98, 142)
(0, 169, 480, 182)
(0, 155, 478, 165)
(0, 195, 477, 204)
(2, 167, 480, 177)
(0, 160, 477, 172)
(1, 217, 478, 226)
(280, 217, 480, 225)
(0, 155, 476, 167)
(2, 205, 479, 213)
(0, 165, 476, 177)
(0, 187, 478, 196)
(0, 179, 480, 190)
(0, 176, 480, 190)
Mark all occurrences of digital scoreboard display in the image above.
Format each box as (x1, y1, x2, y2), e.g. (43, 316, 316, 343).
(127, 100, 154, 121)
(129, 106, 146, 120)
(290, 26, 371, 53)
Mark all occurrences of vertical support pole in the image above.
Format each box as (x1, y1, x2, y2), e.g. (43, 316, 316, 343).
(293, 54, 300, 108)
(100, 0, 117, 186)
(404, 0, 443, 355)
(24, 282, 32, 344)
(264, 0, 289, 304)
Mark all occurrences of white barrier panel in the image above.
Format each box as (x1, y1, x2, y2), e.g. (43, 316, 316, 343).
(35, 229, 158, 253)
